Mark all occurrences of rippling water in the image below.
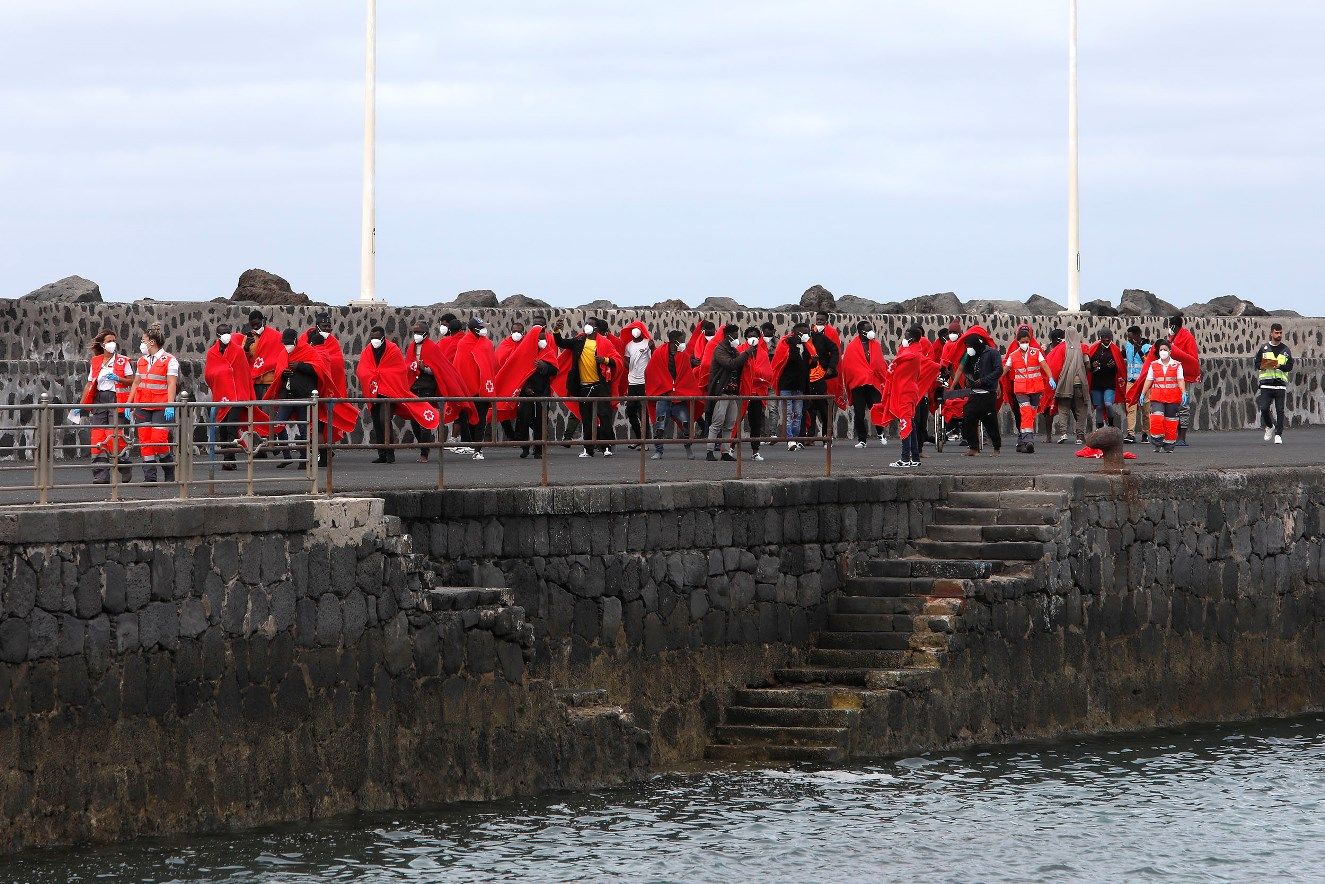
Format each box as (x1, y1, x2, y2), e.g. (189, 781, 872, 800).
(8, 716, 1325, 883)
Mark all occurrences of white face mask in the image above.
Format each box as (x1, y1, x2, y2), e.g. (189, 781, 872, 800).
(676, 342, 686, 353)
(318, 330, 329, 341)
(511, 331, 524, 342)
(631, 328, 642, 339)
(746, 336, 758, 346)
(438, 326, 449, 337)
(103, 341, 117, 354)
(866, 330, 877, 341)
(966, 347, 977, 358)
(948, 333, 959, 342)
(584, 324, 595, 335)
(799, 333, 811, 344)
(220, 333, 232, 345)
(1159, 350, 1171, 362)
(370, 338, 383, 348)
(1019, 342, 1030, 353)
(814, 324, 824, 332)
(537, 338, 547, 349)
(284, 344, 295, 354)
(139, 342, 149, 356)
(412, 333, 425, 345)
(704, 334, 714, 343)
(252, 326, 265, 336)
(478, 327, 489, 337)
(728, 337, 740, 347)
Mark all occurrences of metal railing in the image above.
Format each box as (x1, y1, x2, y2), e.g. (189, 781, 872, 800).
(1, 391, 837, 503)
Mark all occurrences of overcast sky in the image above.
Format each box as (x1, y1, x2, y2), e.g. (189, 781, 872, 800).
(2, 2, 1321, 312)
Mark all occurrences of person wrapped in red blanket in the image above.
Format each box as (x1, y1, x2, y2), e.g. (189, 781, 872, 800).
(405, 320, 477, 460)
(554, 318, 623, 456)
(450, 316, 499, 459)
(1165, 313, 1201, 445)
(357, 324, 442, 465)
(645, 329, 701, 459)
(839, 320, 889, 448)
(881, 325, 942, 468)
(302, 312, 361, 462)
(203, 328, 267, 470)
(735, 325, 775, 459)
(492, 323, 560, 458)
(937, 319, 968, 442)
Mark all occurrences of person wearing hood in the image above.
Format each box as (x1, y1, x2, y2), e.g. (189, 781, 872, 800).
(491, 323, 559, 458)
(646, 330, 699, 460)
(619, 320, 654, 449)
(704, 324, 755, 461)
(772, 321, 814, 450)
(1049, 327, 1090, 445)
(944, 327, 1002, 456)
(555, 317, 621, 457)
(839, 320, 889, 449)
(203, 325, 259, 471)
(1087, 328, 1126, 430)
(1166, 314, 1202, 446)
(245, 310, 284, 400)
(937, 319, 967, 443)
(76, 329, 135, 484)
(450, 317, 498, 459)
(1004, 327, 1055, 454)
(882, 326, 942, 468)
(303, 311, 359, 460)
(1140, 338, 1186, 453)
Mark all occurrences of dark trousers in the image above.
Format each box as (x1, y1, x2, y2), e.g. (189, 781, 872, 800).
(851, 385, 881, 443)
(962, 392, 1002, 452)
(804, 381, 831, 440)
(747, 399, 766, 453)
(458, 402, 491, 446)
(1257, 387, 1287, 435)
(625, 382, 648, 444)
(410, 375, 437, 453)
(913, 397, 929, 455)
(369, 402, 394, 461)
(578, 381, 616, 454)
(514, 399, 547, 456)
(217, 406, 244, 462)
(273, 403, 307, 461)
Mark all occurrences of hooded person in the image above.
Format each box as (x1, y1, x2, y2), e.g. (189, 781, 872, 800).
(645, 329, 700, 459)
(938, 319, 968, 440)
(1086, 328, 1126, 430)
(1050, 327, 1091, 444)
(357, 325, 441, 465)
(943, 325, 1002, 456)
(1166, 314, 1201, 444)
(839, 320, 889, 448)
(245, 309, 284, 400)
(449, 316, 498, 459)
(882, 326, 943, 468)
(489, 324, 559, 459)
(436, 314, 464, 361)
(736, 325, 775, 459)
(618, 320, 655, 448)
(261, 329, 329, 467)
(555, 317, 622, 457)
(406, 320, 476, 457)
(492, 319, 543, 441)
(302, 311, 360, 455)
(1003, 327, 1055, 453)
(77, 329, 135, 484)
(203, 325, 263, 470)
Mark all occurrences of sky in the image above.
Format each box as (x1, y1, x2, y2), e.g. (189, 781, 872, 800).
(1, 2, 1322, 312)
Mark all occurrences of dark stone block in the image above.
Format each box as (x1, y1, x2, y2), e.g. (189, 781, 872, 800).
(440, 619, 465, 675)
(295, 597, 318, 647)
(643, 613, 664, 655)
(497, 640, 524, 683)
(121, 653, 148, 716)
(0, 619, 30, 663)
(27, 659, 55, 714)
(316, 593, 343, 647)
(465, 628, 496, 674)
(602, 597, 622, 642)
(573, 598, 599, 642)
(29, 608, 58, 660)
(5, 559, 38, 618)
(75, 569, 102, 619)
(56, 614, 85, 657)
(383, 613, 411, 676)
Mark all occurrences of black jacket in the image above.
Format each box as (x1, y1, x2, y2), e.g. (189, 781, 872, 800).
(809, 331, 840, 383)
(707, 340, 753, 396)
(778, 337, 811, 392)
(553, 333, 617, 396)
(965, 346, 1003, 392)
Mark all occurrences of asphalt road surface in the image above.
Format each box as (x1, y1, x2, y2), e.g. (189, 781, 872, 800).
(2, 427, 1321, 505)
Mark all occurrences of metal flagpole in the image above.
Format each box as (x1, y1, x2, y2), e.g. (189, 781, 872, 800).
(358, 0, 379, 304)
(1066, 0, 1081, 312)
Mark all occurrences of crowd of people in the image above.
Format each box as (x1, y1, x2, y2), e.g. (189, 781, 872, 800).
(69, 308, 1295, 483)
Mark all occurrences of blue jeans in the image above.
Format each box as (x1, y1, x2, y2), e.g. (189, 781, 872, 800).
(1089, 388, 1116, 408)
(780, 391, 804, 439)
(653, 399, 691, 455)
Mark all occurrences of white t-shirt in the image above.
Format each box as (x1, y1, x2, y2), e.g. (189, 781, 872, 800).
(90, 356, 134, 391)
(144, 350, 181, 378)
(625, 339, 651, 385)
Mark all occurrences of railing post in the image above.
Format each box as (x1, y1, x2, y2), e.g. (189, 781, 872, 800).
(734, 396, 743, 480)
(176, 392, 192, 499)
(308, 391, 321, 494)
(638, 394, 646, 484)
(825, 395, 834, 477)
(110, 400, 123, 501)
(540, 397, 549, 486)
(35, 393, 51, 505)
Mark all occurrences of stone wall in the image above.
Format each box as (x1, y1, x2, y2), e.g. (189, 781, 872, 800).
(0, 497, 648, 854)
(853, 468, 1325, 756)
(2, 299, 1321, 441)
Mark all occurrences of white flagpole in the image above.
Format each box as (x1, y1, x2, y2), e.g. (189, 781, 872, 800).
(358, 0, 379, 303)
(1067, 0, 1081, 312)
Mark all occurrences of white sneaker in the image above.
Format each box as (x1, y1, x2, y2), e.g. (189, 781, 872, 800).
(649, 452, 662, 460)
(786, 440, 798, 451)
(604, 447, 614, 457)
(854, 441, 867, 449)
(907, 460, 921, 468)
(753, 452, 765, 462)
(1275, 435, 1283, 445)
(889, 459, 909, 468)
(445, 446, 473, 455)
(1264, 427, 1274, 442)
(578, 450, 590, 458)
(472, 451, 484, 461)
(879, 436, 889, 446)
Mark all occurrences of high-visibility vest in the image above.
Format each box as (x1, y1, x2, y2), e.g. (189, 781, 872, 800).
(1257, 347, 1290, 386)
(83, 353, 133, 405)
(1005, 347, 1046, 394)
(1148, 360, 1183, 404)
(135, 352, 174, 406)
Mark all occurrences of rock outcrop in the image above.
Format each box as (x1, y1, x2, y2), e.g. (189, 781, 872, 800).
(964, 299, 1030, 316)
(500, 294, 552, 311)
(1119, 289, 1178, 316)
(902, 292, 963, 315)
(22, 276, 102, 303)
(799, 285, 837, 312)
(577, 299, 618, 312)
(1081, 299, 1119, 317)
(1183, 295, 1270, 318)
(697, 296, 744, 312)
(448, 290, 500, 309)
(1024, 294, 1065, 315)
(835, 295, 903, 315)
(230, 270, 315, 306)
(650, 299, 690, 311)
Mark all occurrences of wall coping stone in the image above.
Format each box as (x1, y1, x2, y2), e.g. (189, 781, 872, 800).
(0, 496, 316, 544)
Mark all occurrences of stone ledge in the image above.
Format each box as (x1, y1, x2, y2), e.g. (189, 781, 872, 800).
(0, 496, 316, 544)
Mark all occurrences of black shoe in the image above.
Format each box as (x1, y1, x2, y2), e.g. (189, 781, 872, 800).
(1025, 443, 1035, 454)
(520, 448, 529, 459)
(721, 452, 736, 462)
(532, 449, 543, 460)
(371, 454, 391, 464)
(1123, 434, 1136, 444)
(277, 459, 293, 469)
(706, 452, 718, 461)
(1015, 442, 1027, 453)
(221, 463, 237, 472)
(93, 475, 109, 485)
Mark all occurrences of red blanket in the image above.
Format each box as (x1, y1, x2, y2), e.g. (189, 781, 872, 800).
(1086, 341, 1127, 399)
(356, 342, 440, 430)
(204, 334, 265, 424)
(882, 343, 942, 440)
(452, 332, 498, 402)
(407, 338, 476, 425)
(838, 336, 889, 394)
(492, 326, 558, 421)
(301, 331, 360, 439)
(1171, 327, 1202, 383)
(644, 342, 700, 423)
(247, 326, 285, 382)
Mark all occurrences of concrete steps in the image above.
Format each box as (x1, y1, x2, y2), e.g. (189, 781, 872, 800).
(814, 631, 913, 651)
(909, 539, 1046, 562)
(931, 506, 1057, 526)
(826, 613, 916, 632)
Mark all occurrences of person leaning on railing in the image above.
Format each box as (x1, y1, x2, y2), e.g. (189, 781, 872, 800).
(73, 329, 135, 484)
(124, 328, 179, 483)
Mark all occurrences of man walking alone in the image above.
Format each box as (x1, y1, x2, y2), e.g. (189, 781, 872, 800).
(1255, 323, 1293, 445)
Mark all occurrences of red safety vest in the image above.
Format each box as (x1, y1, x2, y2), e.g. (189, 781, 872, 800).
(1148, 360, 1183, 404)
(1006, 347, 1046, 395)
(82, 353, 134, 405)
(135, 352, 174, 407)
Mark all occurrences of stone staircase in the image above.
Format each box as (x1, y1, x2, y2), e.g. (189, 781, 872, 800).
(705, 486, 1066, 763)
